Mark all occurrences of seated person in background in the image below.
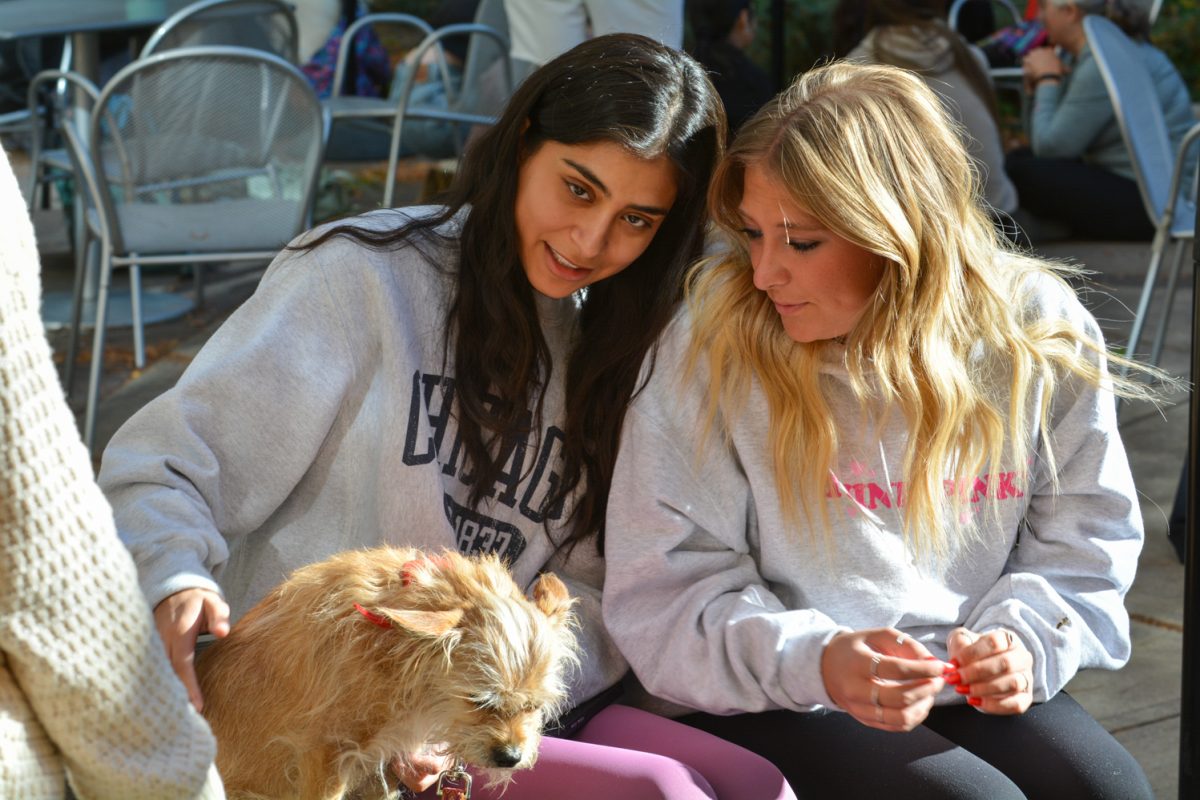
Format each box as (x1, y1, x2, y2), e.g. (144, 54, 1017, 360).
(688, 0, 775, 138)
(1006, 0, 1194, 241)
(603, 61, 1158, 800)
(843, 0, 1019, 223)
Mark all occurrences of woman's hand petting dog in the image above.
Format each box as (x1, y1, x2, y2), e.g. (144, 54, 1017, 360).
(821, 628, 949, 732)
(154, 588, 231, 712)
(945, 627, 1034, 715)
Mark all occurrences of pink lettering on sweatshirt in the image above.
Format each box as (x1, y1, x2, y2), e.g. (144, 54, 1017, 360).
(826, 470, 1026, 510)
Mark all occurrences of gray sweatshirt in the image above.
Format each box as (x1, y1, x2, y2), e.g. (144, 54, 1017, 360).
(98, 207, 625, 707)
(603, 273, 1141, 715)
(848, 24, 1019, 215)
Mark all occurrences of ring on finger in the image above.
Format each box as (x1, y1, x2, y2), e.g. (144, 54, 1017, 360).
(895, 633, 907, 646)
(875, 703, 885, 722)
(870, 656, 881, 678)
(870, 683, 880, 707)
(1003, 630, 1014, 649)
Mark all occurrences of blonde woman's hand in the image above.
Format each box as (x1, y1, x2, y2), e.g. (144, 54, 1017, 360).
(153, 588, 230, 712)
(820, 628, 950, 732)
(945, 627, 1034, 715)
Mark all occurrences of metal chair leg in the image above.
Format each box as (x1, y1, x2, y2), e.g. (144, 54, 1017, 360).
(1120, 227, 1170, 379)
(64, 236, 96, 396)
(130, 261, 145, 369)
(1149, 238, 1189, 369)
(83, 248, 113, 454)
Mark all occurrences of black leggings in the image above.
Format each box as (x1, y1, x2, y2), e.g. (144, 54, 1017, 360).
(1005, 149, 1155, 241)
(680, 692, 1152, 800)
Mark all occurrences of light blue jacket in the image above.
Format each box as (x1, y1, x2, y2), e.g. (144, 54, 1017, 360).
(1030, 41, 1194, 181)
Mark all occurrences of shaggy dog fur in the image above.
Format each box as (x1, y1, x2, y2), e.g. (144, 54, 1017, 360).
(195, 547, 578, 800)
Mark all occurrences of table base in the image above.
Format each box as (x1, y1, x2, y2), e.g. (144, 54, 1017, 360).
(41, 289, 195, 331)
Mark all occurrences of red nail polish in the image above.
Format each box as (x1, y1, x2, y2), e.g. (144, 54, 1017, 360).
(967, 696, 982, 707)
(946, 671, 961, 685)
(955, 684, 970, 694)
(949, 658, 960, 668)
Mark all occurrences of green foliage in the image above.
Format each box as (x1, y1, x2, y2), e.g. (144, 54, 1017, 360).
(1153, 0, 1200, 99)
(746, 0, 839, 89)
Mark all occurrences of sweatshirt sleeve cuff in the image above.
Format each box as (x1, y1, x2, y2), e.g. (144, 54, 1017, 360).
(780, 623, 852, 711)
(140, 553, 224, 611)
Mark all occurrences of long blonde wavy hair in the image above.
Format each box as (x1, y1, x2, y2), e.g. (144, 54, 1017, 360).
(687, 61, 1146, 556)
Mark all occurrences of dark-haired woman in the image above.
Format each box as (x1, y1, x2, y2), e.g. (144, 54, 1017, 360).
(98, 33, 794, 800)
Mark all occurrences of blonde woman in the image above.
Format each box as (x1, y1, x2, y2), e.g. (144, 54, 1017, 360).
(603, 62, 1154, 799)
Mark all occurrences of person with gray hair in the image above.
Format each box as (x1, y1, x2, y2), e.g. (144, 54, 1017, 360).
(1005, 0, 1192, 240)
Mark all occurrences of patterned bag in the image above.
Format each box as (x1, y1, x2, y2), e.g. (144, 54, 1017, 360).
(301, 1, 392, 99)
(976, 20, 1048, 68)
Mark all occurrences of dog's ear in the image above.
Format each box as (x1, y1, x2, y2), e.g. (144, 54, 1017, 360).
(383, 608, 464, 637)
(531, 572, 573, 627)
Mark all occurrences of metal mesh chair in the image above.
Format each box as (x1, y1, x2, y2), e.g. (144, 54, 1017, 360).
(320, 12, 439, 147)
(21, 38, 76, 210)
(55, 46, 326, 451)
(141, 0, 300, 60)
(1085, 14, 1200, 376)
(381, 22, 511, 206)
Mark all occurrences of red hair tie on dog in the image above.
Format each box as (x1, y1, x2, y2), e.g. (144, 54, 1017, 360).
(353, 603, 391, 629)
(400, 555, 453, 586)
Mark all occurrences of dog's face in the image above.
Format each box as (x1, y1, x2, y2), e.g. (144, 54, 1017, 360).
(368, 553, 578, 779)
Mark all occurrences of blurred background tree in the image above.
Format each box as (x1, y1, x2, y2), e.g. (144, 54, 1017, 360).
(1153, 0, 1200, 97)
(744, 0, 838, 82)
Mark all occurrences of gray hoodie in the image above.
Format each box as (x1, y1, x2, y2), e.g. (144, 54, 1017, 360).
(98, 207, 626, 708)
(849, 24, 1019, 215)
(604, 272, 1140, 715)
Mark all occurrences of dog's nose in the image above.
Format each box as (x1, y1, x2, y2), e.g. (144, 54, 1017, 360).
(491, 744, 523, 768)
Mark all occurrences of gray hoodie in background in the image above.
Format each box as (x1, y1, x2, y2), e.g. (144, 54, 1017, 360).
(849, 24, 1020, 215)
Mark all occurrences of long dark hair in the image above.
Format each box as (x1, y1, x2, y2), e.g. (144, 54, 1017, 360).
(303, 33, 725, 554)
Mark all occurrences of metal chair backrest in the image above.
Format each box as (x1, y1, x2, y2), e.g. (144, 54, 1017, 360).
(396, 23, 511, 123)
(85, 46, 325, 255)
(141, 0, 300, 61)
(1149, 0, 1164, 27)
(383, 22, 511, 206)
(948, 0, 1022, 34)
(1084, 14, 1176, 224)
(330, 12, 436, 99)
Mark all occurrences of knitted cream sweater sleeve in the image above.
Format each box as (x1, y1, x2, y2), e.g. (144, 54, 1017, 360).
(0, 148, 224, 798)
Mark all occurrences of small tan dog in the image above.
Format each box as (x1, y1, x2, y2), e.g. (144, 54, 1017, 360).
(195, 547, 578, 800)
